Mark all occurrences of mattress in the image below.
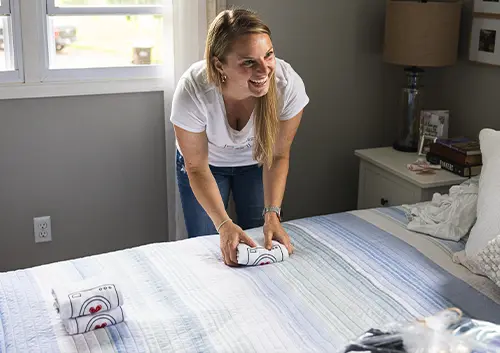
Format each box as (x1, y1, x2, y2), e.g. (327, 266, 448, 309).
(1, 206, 500, 353)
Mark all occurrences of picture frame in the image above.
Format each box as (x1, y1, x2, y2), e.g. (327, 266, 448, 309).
(469, 17, 500, 66)
(418, 110, 449, 155)
(474, 0, 500, 15)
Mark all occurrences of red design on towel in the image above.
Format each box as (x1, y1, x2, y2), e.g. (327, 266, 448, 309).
(89, 305, 102, 314)
(95, 323, 107, 329)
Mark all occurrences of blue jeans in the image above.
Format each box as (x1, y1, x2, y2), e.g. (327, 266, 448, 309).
(176, 150, 265, 238)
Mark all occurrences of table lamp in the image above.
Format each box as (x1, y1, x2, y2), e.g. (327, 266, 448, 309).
(383, 0, 462, 152)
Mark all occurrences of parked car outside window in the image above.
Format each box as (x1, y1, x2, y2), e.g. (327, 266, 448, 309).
(0, 24, 77, 52)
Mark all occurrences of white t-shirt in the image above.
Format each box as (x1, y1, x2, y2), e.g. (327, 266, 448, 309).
(170, 58, 310, 167)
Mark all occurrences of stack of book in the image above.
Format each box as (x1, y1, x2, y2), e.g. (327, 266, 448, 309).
(426, 137, 482, 177)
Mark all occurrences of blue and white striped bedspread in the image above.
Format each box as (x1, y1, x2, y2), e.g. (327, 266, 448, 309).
(1, 207, 500, 352)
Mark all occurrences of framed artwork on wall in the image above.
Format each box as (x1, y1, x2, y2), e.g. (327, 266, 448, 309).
(469, 17, 500, 66)
(474, 0, 500, 15)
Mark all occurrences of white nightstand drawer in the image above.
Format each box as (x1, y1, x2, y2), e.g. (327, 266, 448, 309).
(358, 161, 420, 209)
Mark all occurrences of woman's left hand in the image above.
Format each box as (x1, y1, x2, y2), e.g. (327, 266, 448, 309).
(263, 214, 294, 254)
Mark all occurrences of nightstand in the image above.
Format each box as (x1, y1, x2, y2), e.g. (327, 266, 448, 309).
(355, 147, 468, 209)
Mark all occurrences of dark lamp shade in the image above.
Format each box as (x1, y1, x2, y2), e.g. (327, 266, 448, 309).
(383, 0, 462, 67)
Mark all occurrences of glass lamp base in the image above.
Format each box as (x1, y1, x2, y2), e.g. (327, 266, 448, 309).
(393, 141, 418, 153)
(392, 66, 424, 154)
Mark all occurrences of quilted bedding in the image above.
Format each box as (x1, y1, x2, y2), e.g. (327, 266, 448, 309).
(1, 206, 500, 353)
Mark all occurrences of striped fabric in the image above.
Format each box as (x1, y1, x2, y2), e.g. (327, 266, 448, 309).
(1, 207, 500, 353)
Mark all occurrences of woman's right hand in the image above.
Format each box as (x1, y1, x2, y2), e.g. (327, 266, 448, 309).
(219, 221, 257, 266)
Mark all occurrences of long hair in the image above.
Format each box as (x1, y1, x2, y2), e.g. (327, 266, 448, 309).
(205, 8, 279, 168)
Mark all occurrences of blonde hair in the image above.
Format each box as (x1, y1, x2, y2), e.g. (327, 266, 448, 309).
(205, 8, 279, 168)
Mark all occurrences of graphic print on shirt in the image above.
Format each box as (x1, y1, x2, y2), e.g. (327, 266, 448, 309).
(67, 284, 121, 317)
(244, 244, 286, 266)
(222, 136, 255, 151)
(80, 307, 125, 333)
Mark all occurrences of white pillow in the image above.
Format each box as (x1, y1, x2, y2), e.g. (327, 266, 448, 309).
(453, 250, 486, 276)
(474, 234, 500, 287)
(465, 128, 500, 257)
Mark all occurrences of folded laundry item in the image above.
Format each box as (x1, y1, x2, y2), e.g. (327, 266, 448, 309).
(237, 241, 289, 266)
(52, 277, 124, 319)
(63, 306, 125, 335)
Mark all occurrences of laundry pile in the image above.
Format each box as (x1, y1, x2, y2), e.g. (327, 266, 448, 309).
(340, 308, 500, 353)
(401, 176, 479, 241)
(51, 277, 125, 335)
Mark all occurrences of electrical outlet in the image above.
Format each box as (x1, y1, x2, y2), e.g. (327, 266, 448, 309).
(34, 216, 52, 243)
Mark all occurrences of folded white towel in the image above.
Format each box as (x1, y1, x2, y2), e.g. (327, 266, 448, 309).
(63, 306, 125, 335)
(51, 277, 123, 319)
(237, 241, 289, 266)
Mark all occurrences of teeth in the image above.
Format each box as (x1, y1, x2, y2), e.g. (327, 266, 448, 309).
(250, 78, 267, 85)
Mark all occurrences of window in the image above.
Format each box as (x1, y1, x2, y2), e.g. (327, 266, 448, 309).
(0, 0, 169, 99)
(44, 0, 165, 81)
(0, 0, 23, 83)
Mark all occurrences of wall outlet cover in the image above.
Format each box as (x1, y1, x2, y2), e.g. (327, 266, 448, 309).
(34, 216, 52, 243)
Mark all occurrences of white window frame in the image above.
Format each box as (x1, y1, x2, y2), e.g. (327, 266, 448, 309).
(0, 0, 23, 83)
(42, 1, 165, 82)
(46, 3, 163, 15)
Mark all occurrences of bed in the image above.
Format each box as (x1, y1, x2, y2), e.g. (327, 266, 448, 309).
(1, 206, 500, 353)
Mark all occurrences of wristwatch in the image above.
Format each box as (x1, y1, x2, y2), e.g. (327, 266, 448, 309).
(262, 206, 282, 221)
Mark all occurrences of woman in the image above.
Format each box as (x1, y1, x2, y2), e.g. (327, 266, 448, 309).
(170, 8, 309, 266)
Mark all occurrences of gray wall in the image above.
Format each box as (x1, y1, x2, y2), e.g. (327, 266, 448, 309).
(0, 92, 167, 271)
(229, 0, 399, 220)
(1, 0, 399, 271)
(422, 0, 500, 136)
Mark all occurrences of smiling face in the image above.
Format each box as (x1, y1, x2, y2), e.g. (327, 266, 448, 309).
(215, 33, 276, 100)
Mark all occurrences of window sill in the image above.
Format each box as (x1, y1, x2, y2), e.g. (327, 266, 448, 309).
(0, 77, 167, 100)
